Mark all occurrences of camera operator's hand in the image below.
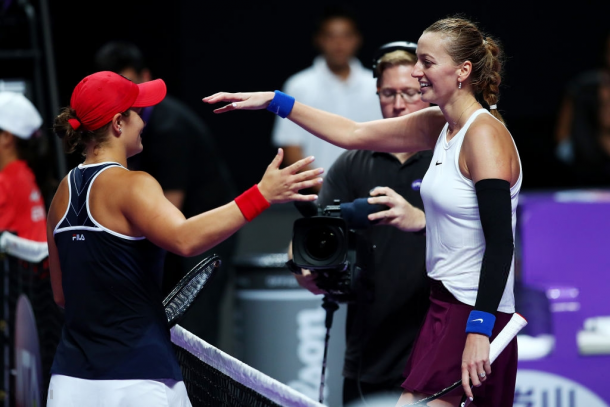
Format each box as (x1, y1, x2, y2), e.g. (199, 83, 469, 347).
(295, 269, 327, 295)
(288, 241, 326, 295)
(367, 186, 426, 232)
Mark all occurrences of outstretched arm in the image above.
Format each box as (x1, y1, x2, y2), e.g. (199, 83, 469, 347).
(203, 92, 445, 153)
(124, 149, 324, 257)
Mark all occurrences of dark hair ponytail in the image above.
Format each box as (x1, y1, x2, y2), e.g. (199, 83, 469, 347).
(53, 107, 112, 154)
(479, 37, 504, 123)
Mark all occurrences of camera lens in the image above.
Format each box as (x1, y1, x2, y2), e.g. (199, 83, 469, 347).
(304, 226, 339, 261)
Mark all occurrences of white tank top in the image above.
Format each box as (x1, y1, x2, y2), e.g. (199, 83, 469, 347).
(420, 109, 522, 313)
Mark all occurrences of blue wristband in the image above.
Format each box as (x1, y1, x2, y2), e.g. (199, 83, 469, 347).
(267, 90, 295, 118)
(465, 310, 496, 337)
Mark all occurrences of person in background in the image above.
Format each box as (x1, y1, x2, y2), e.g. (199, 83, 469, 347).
(95, 41, 238, 346)
(271, 5, 382, 192)
(554, 29, 610, 186)
(0, 91, 46, 242)
(291, 42, 432, 406)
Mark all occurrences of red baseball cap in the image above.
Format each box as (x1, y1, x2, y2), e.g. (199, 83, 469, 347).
(68, 71, 167, 131)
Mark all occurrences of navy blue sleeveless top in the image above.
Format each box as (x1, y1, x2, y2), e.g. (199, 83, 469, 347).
(51, 162, 182, 380)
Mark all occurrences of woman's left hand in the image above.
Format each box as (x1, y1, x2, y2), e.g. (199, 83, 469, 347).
(367, 186, 426, 232)
(461, 333, 491, 401)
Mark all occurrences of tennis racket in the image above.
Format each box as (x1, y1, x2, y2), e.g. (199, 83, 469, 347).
(163, 253, 222, 327)
(402, 312, 528, 406)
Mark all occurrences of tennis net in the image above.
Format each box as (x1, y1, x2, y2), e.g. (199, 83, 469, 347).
(171, 324, 325, 407)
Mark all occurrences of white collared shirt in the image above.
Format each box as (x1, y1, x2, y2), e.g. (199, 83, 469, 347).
(271, 56, 382, 173)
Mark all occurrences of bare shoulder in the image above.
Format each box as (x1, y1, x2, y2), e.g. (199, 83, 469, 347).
(47, 174, 70, 228)
(463, 113, 520, 184)
(102, 168, 163, 198)
(128, 170, 163, 193)
(50, 174, 70, 210)
(55, 173, 70, 196)
(122, 169, 159, 186)
(97, 167, 157, 186)
(464, 114, 515, 153)
(89, 168, 163, 213)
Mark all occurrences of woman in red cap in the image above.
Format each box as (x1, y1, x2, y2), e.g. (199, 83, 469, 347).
(46, 71, 323, 406)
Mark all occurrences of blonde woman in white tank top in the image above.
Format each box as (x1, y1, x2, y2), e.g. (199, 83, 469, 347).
(204, 16, 521, 407)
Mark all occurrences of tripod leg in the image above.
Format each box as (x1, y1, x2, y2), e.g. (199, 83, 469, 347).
(318, 296, 339, 404)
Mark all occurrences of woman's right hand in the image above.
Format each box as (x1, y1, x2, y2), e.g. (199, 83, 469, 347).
(258, 148, 323, 204)
(367, 186, 426, 232)
(202, 91, 275, 114)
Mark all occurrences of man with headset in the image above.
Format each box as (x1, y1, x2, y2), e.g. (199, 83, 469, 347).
(292, 42, 433, 406)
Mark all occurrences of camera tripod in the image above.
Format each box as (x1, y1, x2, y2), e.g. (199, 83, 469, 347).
(318, 295, 340, 405)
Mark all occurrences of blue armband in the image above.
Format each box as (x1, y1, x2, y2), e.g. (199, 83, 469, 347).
(465, 310, 496, 337)
(266, 90, 295, 118)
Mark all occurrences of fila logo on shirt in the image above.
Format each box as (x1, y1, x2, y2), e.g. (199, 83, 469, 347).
(72, 234, 85, 241)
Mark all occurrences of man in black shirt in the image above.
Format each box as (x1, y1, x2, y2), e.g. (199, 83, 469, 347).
(292, 43, 432, 405)
(94, 41, 238, 347)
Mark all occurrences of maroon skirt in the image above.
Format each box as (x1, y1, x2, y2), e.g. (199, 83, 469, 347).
(401, 279, 518, 407)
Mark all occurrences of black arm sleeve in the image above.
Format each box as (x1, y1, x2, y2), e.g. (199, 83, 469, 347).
(473, 178, 515, 315)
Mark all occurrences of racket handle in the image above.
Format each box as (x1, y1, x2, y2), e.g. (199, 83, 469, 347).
(489, 313, 528, 363)
(459, 314, 528, 406)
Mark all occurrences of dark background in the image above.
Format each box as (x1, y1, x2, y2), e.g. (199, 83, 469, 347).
(3, 0, 610, 193)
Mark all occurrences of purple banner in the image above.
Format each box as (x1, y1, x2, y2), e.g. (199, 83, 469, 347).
(515, 190, 610, 406)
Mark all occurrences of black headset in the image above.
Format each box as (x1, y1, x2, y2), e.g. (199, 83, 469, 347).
(371, 41, 418, 78)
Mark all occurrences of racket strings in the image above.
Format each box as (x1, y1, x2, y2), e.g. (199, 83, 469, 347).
(165, 270, 211, 321)
(163, 255, 221, 326)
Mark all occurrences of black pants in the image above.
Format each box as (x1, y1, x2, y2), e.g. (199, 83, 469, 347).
(343, 376, 404, 407)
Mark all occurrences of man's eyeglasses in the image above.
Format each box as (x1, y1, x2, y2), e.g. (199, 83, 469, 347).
(377, 88, 421, 103)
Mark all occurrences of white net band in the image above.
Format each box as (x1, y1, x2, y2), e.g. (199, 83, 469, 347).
(170, 324, 325, 407)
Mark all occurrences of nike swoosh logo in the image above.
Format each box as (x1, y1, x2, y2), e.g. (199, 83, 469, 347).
(436, 161, 442, 166)
(471, 318, 484, 323)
